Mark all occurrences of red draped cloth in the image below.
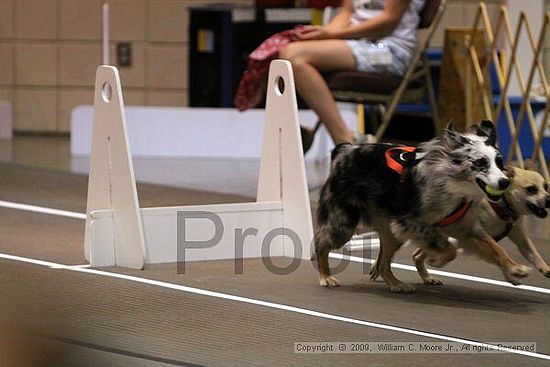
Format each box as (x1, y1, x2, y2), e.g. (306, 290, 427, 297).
(233, 27, 306, 111)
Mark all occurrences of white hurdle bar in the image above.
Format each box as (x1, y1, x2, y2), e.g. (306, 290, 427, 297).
(84, 61, 314, 269)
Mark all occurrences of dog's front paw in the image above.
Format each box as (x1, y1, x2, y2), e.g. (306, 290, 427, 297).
(504, 274, 521, 286)
(390, 282, 416, 293)
(508, 264, 531, 278)
(423, 276, 443, 285)
(368, 267, 380, 282)
(320, 276, 341, 287)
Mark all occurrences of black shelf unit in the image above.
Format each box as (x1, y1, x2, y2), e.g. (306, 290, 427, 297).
(189, 5, 310, 107)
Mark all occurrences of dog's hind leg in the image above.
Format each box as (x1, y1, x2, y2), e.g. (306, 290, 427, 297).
(315, 231, 339, 287)
(315, 203, 360, 287)
(315, 224, 356, 287)
(377, 228, 414, 293)
(507, 226, 550, 278)
(412, 248, 443, 285)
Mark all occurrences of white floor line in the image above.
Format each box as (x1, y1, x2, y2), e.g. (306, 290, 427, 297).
(0, 200, 86, 220)
(345, 235, 380, 250)
(49, 264, 91, 269)
(1, 252, 548, 362)
(330, 253, 550, 295)
(345, 243, 380, 251)
(70, 264, 91, 268)
(2, 199, 549, 295)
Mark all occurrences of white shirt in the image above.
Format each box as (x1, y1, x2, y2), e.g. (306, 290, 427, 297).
(349, 0, 426, 56)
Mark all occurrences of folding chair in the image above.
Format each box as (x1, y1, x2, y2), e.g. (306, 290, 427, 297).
(322, 0, 447, 142)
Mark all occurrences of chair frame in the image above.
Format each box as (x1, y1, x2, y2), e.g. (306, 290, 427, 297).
(327, 0, 447, 141)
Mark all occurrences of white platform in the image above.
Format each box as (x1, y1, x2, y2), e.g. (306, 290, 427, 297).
(71, 105, 358, 163)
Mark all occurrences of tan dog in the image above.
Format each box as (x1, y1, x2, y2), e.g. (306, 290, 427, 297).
(412, 167, 550, 285)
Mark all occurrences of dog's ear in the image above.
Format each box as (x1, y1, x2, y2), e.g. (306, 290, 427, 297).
(443, 122, 468, 148)
(480, 119, 494, 130)
(471, 119, 497, 146)
(506, 164, 516, 179)
(481, 119, 497, 146)
(523, 159, 537, 171)
(445, 120, 455, 131)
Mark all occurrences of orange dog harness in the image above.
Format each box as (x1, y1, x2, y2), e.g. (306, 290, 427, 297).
(385, 146, 472, 227)
(385, 146, 417, 176)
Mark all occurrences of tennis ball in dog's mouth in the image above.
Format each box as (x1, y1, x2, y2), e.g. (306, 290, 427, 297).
(485, 185, 504, 197)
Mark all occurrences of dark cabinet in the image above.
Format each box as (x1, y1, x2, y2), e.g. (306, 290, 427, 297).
(189, 6, 311, 107)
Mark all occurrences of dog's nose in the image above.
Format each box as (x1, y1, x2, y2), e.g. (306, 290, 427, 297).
(498, 178, 510, 190)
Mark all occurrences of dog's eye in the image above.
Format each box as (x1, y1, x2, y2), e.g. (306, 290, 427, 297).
(526, 185, 538, 195)
(473, 158, 488, 168)
(544, 183, 548, 191)
(495, 155, 504, 169)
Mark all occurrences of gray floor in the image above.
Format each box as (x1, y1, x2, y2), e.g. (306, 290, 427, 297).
(0, 137, 549, 366)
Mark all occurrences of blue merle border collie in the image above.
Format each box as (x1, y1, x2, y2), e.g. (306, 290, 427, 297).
(315, 120, 521, 293)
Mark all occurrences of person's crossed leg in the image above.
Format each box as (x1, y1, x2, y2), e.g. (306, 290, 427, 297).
(279, 40, 357, 150)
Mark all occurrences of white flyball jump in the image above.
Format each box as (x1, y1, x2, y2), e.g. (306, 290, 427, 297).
(84, 61, 314, 269)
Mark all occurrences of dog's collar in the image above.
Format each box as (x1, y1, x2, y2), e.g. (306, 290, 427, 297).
(489, 197, 517, 241)
(385, 146, 417, 175)
(489, 196, 518, 222)
(492, 222, 514, 242)
(433, 199, 472, 227)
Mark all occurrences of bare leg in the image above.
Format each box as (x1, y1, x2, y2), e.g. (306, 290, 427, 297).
(279, 40, 356, 145)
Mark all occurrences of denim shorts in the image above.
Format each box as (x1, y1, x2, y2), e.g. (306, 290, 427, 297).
(345, 39, 410, 76)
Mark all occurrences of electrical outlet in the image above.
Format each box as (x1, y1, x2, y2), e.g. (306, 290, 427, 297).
(117, 42, 132, 67)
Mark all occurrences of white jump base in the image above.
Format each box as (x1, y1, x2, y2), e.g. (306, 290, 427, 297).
(85, 61, 314, 269)
(89, 201, 288, 266)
